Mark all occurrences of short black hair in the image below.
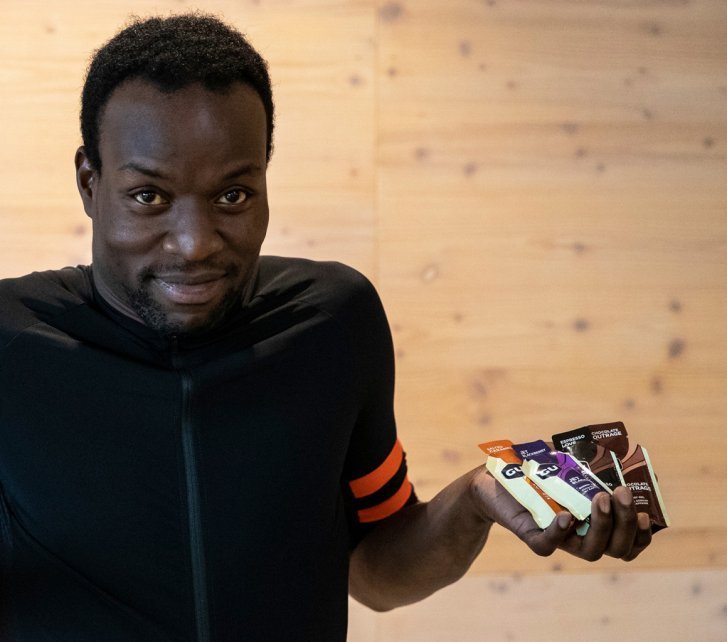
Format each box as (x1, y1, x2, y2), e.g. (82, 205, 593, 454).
(80, 12, 274, 172)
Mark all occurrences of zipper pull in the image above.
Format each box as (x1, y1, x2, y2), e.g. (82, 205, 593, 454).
(169, 334, 182, 368)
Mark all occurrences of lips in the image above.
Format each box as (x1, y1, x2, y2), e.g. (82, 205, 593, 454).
(153, 272, 227, 305)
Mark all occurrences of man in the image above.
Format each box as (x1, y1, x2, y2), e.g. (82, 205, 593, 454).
(0, 13, 652, 641)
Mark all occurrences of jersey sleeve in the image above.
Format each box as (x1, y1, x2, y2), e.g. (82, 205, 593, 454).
(334, 267, 417, 548)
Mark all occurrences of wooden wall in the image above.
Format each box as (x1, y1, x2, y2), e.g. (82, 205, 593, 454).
(1, 0, 726, 639)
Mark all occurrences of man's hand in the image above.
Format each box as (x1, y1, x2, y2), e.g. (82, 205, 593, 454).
(350, 465, 653, 612)
(468, 466, 653, 562)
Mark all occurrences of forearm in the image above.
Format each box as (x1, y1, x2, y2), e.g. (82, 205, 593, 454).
(349, 467, 493, 611)
(349, 453, 654, 612)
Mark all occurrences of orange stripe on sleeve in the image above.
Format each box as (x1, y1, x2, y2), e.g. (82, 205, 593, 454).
(356, 478, 413, 523)
(349, 440, 404, 499)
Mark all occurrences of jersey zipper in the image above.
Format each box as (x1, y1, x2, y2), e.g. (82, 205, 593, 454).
(172, 337, 211, 641)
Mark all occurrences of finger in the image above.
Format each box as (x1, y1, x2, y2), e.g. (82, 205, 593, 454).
(521, 511, 574, 557)
(604, 486, 639, 558)
(622, 512, 653, 561)
(576, 492, 613, 561)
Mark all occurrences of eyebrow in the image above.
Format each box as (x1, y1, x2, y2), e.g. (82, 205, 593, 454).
(221, 163, 264, 180)
(117, 162, 168, 179)
(116, 162, 264, 181)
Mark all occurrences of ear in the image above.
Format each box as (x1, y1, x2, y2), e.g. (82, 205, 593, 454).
(75, 146, 98, 219)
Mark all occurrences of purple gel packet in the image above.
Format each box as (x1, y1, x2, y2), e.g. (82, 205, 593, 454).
(513, 439, 608, 521)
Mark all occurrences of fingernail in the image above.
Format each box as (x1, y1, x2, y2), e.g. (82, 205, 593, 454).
(638, 513, 651, 530)
(617, 487, 632, 507)
(599, 494, 611, 515)
(557, 512, 572, 529)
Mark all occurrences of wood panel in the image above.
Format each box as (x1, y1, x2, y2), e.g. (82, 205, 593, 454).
(376, 0, 727, 577)
(349, 569, 727, 641)
(1, 0, 726, 639)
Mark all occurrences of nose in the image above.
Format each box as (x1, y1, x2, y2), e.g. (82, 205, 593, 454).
(162, 200, 224, 261)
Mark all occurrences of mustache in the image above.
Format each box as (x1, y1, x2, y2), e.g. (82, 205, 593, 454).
(138, 261, 240, 281)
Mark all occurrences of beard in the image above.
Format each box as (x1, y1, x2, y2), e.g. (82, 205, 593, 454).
(123, 261, 245, 337)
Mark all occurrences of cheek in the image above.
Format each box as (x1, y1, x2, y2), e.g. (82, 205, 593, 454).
(95, 187, 162, 251)
(251, 213, 269, 247)
(92, 218, 161, 285)
(249, 204, 270, 245)
(226, 210, 269, 252)
(95, 213, 161, 256)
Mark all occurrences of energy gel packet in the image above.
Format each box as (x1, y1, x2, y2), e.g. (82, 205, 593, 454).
(580, 422, 670, 531)
(478, 439, 562, 529)
(551, 426, 625, 492)
(513, 439, 611, 522)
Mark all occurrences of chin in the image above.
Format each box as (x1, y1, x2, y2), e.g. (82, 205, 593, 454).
(126, 275, 246, 337)
(134, 297, 237, 337)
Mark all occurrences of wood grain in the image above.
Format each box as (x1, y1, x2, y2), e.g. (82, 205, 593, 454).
(1, 0, 725, 638)
(376, 0, 727, 580)
(349, 568, 727, 641)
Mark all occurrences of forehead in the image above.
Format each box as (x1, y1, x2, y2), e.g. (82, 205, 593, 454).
(98, 78, 267, 168)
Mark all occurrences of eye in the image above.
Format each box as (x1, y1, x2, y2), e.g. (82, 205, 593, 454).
(133, 190, 167, 206)
(216, 189, 248, 205)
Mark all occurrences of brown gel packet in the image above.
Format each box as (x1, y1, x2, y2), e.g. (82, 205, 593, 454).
(551, 426, 625, 492)
(578, 422, 670, 532)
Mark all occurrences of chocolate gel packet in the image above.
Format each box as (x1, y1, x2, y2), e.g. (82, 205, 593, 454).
(479, 439, 562, 529)
(551, 426, 625, 492)
(581, 422, 670, 532)
(513, 439, 611, 522)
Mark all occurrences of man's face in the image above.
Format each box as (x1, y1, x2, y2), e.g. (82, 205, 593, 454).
(76, 79, 269, 336)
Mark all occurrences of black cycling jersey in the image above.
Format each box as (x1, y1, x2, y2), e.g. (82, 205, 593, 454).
(0, 256, 415, 641)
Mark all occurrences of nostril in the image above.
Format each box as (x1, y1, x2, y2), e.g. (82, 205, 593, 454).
(177, 232, 224, 259)
(162, 212, 224, 259)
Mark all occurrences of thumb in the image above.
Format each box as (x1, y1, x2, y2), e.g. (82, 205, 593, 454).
(521, 511, 574, 557)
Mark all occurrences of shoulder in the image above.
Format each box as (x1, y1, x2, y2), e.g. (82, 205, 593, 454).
(256, 256, 381, 316)
(254, 256, 390, 351)
(0, 266, 92, 345)
(0, 265, 92, 308)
